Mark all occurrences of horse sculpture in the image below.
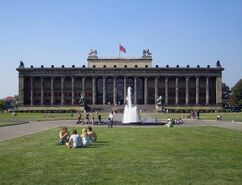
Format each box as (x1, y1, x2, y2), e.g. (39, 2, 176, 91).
(143, 49, 152, 57)
(88, 49, 97, 57)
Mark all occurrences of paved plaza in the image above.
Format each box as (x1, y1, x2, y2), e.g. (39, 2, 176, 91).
(0, 119, 242, 142)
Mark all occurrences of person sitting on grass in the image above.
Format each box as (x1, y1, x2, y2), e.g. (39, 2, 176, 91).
(67, 129, 82, 148)
(166, 118, 173, 127)
(58, 127, 70, 145)
(87, 126, 97, 142)
(81, 128, 92, 146)
(76, 112, 82, 124)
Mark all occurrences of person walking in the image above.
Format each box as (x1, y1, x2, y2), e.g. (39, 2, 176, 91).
(98, 114, 101, 125)
(108, 111, 114, 128)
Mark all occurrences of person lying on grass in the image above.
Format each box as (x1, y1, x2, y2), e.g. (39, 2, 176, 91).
(67, 129, 82, 148)
(58, 127, 70, 145)
(81, 128, 92, 146)
(87, 126, 97, 143)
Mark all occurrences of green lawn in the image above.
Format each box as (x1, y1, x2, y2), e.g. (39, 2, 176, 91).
(199, 112, 242, 122)
(141, 112, 242, 122)
(0, 112, 242, 125)
(0, 121, 26, 126)
(0, 112, 110, 122)
(0, 127, 242, 185)
(0, 112, 76, 121)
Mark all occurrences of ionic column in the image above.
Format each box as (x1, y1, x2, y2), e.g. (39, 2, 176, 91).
(186, 77, 189, 105)
(206, 77, 209, 105)
(103, 77, 106, 104)
(41, 77, 44, 105)
(92, 77, 96, 104)
(82, 77, 85, 97)
(155, 77, 158, 104)
(113, 77, 116, 105)
(61, 77, 64, 105)
(216, 76, 222, 105)
(165, 77, 168, 105)
(123, 77, 127, 102)
(175, 77, 179, 105)
(51, 77, 54, 105)
(18, 76, 24, 105)
(196, 77, 199, 105)
(144, 77, 147, 104)
(30, 77, 33, 106)
(134, 77, 137, 104)
(72, 77, 75, 105)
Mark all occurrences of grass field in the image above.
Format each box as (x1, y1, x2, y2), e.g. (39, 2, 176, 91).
(0, 121, 26, 126)
(0, 112, 76, 121)
(0, 126, 242, 184)
(141, 112, 242, 122)
(1, 112, 242, 123)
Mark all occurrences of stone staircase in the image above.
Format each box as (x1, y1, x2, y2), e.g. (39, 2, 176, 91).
(86, 104, 156, 112)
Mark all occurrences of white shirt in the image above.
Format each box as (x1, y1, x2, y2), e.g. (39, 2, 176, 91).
(109, 113, 113, 120)
(69, 134, 82, 148)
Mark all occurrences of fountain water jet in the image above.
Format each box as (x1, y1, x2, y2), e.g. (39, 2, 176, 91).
(122, 87, 139, 124)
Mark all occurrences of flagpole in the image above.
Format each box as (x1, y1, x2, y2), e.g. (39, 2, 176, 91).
(119, 43, 120, 58)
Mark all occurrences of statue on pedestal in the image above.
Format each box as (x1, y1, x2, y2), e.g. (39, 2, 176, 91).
(156, 96, 162, 105)
(19, 61, 24, 68)
(79, 93, 85, 105)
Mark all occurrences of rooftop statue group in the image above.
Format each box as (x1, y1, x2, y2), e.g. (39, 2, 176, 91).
(88, 49, 98, 57)
(88, 49, 152, 57)
(142, 49, 152, 57)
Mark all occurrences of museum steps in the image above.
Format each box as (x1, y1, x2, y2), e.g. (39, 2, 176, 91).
(86, 104, 156, 113)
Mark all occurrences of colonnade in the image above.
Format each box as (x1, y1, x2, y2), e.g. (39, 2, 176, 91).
(19, 75, 222, 106)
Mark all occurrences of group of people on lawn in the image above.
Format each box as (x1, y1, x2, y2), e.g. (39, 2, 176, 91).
(58, 126, 97, 148)
(166, 117, 184, 127)
(76, 111, 102, 125)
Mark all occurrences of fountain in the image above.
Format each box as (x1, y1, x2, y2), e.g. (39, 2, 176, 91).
(121, 86, 166, 125)
(122, 87, 139, 124)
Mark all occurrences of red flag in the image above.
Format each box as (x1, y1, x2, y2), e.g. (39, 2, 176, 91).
(119, 44, 126, 53)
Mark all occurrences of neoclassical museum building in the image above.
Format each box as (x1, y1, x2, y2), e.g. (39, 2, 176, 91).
(17, 50, 224, 110)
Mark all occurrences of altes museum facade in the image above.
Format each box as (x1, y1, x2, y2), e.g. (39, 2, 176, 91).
(17, 50, 224, 109)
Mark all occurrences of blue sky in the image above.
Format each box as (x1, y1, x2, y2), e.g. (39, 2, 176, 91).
(0, 0, 242, 98)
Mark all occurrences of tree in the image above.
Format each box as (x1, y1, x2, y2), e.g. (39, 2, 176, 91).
(228, 79, 242, 106)
(222, 83, 231, 100)
(0, 99, 7, 110)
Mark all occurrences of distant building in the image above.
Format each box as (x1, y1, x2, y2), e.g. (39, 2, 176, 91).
(16, 50, 224, 109)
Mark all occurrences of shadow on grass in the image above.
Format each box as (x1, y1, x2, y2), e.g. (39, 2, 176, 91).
(54, 140, 109, 149)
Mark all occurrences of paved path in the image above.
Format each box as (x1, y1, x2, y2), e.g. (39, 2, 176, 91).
(0, 119, 242, 142)
(0, 120, 75, 142)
